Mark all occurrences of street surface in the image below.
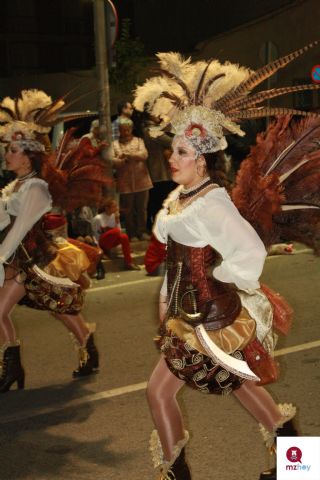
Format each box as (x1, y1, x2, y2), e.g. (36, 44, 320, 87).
(0, 248, 319, 480)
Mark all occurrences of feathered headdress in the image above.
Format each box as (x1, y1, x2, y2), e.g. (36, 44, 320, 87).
(0, 88, 95, 152)
(133, 42, 320, 154)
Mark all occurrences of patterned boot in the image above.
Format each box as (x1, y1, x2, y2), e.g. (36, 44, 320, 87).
(72, 332, 99, 378)
(150, 430, 191, 480)
(0, 341, 25, 393)
(259, 403, 298, 480)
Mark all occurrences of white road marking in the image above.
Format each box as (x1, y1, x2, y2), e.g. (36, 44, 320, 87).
(87, 247, 314, 293)
(88, 276, 161, 293)
(274, 339, 320, 357)
(0, 339, 319, 424)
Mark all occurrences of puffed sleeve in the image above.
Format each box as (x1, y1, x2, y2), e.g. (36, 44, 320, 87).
(0, 181, 52, 286)
(0, 199, 10, 230)
(197, 190, 267, 290)
(153, 209, 168, 244)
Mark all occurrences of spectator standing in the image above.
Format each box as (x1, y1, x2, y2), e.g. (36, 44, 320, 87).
(113, 118, 152, 241)
(142, 115, 175, 230)
(81, 119, 101, 148)
(111, 101, 134, 141)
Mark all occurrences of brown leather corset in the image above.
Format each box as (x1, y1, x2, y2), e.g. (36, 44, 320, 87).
(166, 237, 241, 330)
(2, 216, 57, 268)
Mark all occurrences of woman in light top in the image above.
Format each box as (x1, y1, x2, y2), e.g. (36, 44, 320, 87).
(0, 125, 99, 392)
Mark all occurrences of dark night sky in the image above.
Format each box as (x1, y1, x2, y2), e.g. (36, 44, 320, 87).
(0, 0, 299, 77)
(112, 0, 297, 52)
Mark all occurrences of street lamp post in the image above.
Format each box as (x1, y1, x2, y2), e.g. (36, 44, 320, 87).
(93, 0, 113, 188)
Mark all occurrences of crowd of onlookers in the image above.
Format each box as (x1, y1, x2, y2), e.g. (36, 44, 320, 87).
(68, 100, 177, 279)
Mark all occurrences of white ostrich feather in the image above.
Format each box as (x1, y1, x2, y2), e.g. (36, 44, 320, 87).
(203, 61, 252, 106)
(156, 52, 191, 78)
(133, 76, 170, 111)
(0, 111, 15, 123)
(0, 96, 17, 123)
(17, 89, 52, 121)
(133, 52, 254, 152)
(183, 60, 208, 97)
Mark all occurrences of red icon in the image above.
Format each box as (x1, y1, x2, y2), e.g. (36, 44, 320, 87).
(286, 446, 302, 463)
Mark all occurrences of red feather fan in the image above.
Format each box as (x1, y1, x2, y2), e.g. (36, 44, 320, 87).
(41, 132, 112, 212)
(232, 116, 320, 252)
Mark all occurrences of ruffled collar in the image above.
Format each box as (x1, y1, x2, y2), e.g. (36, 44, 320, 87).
(1, 177, 49, 201)
(161, 184, 225, 221)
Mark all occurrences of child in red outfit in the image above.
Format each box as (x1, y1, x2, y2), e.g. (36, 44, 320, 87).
(92, 198, 140, 271)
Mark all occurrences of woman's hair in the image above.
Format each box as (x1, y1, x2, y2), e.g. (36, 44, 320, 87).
(98, 197, 117, 214)
(202, 151, 230, 189)
(24, 149, 47, 178)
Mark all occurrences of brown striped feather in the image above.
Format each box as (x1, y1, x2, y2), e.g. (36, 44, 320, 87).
(194, 60, 213, 105)
(224, 83, 320, 113)
(0, 106, 16, 120)
(216, 40, 318, 111)
(160, 91, 184, 107)
(229, 107, 319, 121)
(157, 68, 192, 101)
(200, 73, 226, 104)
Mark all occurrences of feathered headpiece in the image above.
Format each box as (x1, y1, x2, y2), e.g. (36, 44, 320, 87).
(133, 42, 320, 154)
(0, 88, 95, 152)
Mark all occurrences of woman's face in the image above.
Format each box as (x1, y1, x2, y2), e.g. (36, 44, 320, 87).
(5, 143, 31, 175)
(105, 201, 117, 215)
(168, 136, 205, 188)
(119, 125, 133, 141)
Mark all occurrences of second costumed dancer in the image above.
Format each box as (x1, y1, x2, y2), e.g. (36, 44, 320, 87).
(133, 42, 320, 480)
(0, 90, 109, 391)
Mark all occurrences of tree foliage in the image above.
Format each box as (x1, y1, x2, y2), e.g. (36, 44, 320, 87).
(109, 19, 149, 93)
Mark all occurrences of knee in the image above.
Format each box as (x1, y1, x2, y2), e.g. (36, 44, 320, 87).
(146, 379, 163, 407)
(119, 232, 129, 242)
(146, 379, 173, 408)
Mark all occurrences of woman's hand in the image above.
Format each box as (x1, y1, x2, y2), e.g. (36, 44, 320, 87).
(154, 294, 168, 350)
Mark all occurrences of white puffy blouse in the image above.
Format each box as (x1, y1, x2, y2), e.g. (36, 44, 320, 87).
(153, 185, 267, 294)
(0, 178, 52, 286)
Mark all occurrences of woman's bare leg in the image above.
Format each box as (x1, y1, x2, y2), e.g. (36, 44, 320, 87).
(54, 312, 90, 345)
(233, 380, 282, 431)
(147, 356, 186, 461)
(0, 267, 26, 345)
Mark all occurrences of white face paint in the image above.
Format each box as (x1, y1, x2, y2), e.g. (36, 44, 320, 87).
(168, 135, 206, 188)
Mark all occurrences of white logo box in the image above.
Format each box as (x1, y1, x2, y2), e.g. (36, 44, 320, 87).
(277, 437, 320, 480)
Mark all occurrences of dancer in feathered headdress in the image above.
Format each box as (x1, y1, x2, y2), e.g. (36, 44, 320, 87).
(0, 89, 110, 392)
(133, 43, 320, 480)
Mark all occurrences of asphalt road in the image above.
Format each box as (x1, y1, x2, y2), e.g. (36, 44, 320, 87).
(0, 249, 319, 480)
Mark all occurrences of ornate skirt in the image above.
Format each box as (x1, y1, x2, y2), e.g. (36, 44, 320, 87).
(159, 286, 293, 394)
(160, 329, 245, 395)
(14, 240, 86, 314)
